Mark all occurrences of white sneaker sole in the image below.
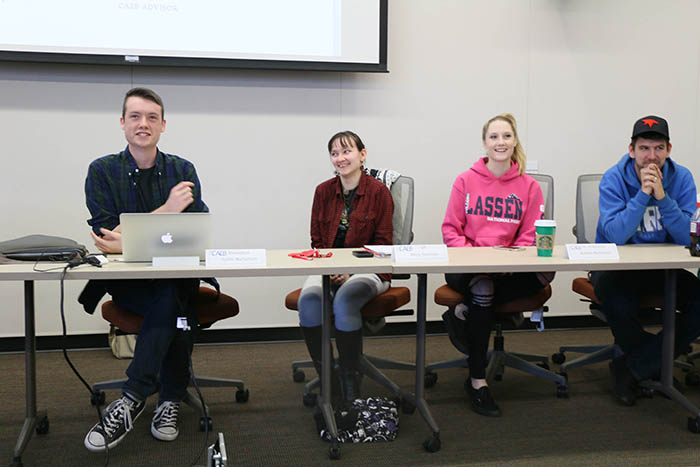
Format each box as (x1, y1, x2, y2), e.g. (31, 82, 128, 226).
(84, 404, 145, 452)
(151, 423, 179, 442)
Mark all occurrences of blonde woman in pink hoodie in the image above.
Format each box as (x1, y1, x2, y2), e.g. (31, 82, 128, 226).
(441, 113, 554, 417)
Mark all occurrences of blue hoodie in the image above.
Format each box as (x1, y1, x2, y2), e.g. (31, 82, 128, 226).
(596, 154, 696, 246)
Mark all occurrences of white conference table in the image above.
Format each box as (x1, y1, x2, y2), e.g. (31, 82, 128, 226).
(1, 249, 394, 465)
(392, 243, 700, 438)
(6, 244, 700, 464)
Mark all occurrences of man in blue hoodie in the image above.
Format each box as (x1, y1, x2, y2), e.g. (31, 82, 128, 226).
(591, 115, 700, 406)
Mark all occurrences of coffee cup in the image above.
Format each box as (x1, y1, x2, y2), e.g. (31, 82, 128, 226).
(534, 220, 556, 257)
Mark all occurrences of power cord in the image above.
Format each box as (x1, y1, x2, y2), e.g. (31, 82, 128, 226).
(55, 258, 111, 466)
(41, 254, 210, 466)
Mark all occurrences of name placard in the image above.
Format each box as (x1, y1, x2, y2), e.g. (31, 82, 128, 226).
(393, 244, 449, 263)
(565, 243, 619, 260)
(205, 249, 267, 267)
(152, 256, 200, 268)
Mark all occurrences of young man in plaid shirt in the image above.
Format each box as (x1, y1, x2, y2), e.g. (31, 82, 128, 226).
(83, 87, 208, 452)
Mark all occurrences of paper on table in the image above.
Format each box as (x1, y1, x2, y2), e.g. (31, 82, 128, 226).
(565, 243, 619, 260)
(394, 244, 449, 263)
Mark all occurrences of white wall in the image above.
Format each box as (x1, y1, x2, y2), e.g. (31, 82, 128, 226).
(1, 0, 699, 337)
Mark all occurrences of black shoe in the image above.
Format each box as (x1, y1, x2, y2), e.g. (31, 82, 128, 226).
(609, 357, 638, 407)
(468, 385, 501, 417)
(442, 310, 468, 355)
(84, 393, 145, 452)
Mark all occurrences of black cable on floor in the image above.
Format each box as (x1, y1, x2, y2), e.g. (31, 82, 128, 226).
(57, 262, 110, 466)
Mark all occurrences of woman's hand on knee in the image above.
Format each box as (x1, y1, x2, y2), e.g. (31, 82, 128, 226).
(330, 274, 350, 286)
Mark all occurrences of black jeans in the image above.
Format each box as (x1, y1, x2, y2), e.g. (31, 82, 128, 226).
(590, 269, 700, 381)
(105, 278, 200, 402)
(445, 272, 547, 379)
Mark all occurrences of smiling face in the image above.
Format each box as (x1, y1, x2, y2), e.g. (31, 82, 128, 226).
(482, 119, 516, 164)
(329, 136, 366, 179)
(120, 96, 166, 153)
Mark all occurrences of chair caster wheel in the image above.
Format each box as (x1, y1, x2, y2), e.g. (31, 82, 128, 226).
(685, 371, 700, 387)
(400, 396, 416, 414)
(423, 432, 441, 452)
(639, 387, 654, 399)
(11, 456, 23, 467)
(303, 392, 317, 407)
(199, 416, 213, 432)
(90, 390, 105, 406)
(537, 362, 550, 371)
(293, 369, 306, 383)
(329, 440, 341, 459)
(236, 388, 250, 403)
(551, 352, 566, 364)
(494, 374, 503, 382)
(688, 416, 700, 433)
(556, 385, 569, 399)
(424, 372, 438, 388)
(35, 415, 49, 435)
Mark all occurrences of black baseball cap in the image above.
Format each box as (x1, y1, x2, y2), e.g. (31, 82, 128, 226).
(632, 115, 669, 140)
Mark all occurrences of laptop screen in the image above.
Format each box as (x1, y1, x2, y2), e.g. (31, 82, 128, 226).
(120, 213, 212, 262)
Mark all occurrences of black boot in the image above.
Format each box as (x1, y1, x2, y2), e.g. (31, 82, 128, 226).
(609, 355, 638, 406)
(467, 384, 502, 417)
(301, 326, 340, 403)
(335, 329, 363, 405)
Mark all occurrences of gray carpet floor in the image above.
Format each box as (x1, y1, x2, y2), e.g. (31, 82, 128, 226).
(2, 328, 700, 466)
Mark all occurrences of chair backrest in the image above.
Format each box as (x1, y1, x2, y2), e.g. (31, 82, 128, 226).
(531, 173, 554, 220)
(389, 175, 415, 245)
(574, 174, 603, 244)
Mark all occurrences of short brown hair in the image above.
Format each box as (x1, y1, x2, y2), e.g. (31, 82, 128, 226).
(327, 131, 365, 153)
(630, 133, 669, 148)
(122, 87, 164, 119)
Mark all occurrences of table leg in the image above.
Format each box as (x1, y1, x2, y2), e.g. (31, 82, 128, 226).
(642, 269, 700, 428)
(318, 275, 340, 458)
(12, 281, 47, 467)
(414, 274, 440, 452)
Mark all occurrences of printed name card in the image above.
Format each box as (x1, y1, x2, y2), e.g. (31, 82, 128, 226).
(152, 256, 200, 268)
(205, 249, 267, 267)
(393, 244, 449, 263)
(565, 243, 619, 260)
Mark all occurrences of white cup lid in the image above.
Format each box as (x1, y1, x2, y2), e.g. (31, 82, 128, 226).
(534, 220, 557, 227)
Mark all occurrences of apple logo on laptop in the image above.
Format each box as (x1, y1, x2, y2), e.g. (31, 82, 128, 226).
(161, 232, 173, 244)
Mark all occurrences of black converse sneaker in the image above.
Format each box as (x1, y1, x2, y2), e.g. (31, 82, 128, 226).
(84, 393, 145, 452)
(151, 400, 180, 441)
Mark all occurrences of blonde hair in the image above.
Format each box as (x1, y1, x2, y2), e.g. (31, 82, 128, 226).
(481, 113, 526, 176)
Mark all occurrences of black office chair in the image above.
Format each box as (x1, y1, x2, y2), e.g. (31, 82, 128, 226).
(91, 285, 249, 431)
(427, 174, 569, 398)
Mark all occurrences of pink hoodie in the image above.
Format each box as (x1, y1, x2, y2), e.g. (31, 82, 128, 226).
(442, 158, 544, 247)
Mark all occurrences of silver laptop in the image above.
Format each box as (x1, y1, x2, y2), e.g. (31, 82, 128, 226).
(120, 213, 212, 262)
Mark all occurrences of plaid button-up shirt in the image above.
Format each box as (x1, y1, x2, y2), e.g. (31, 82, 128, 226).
(85, 146, 208, 233)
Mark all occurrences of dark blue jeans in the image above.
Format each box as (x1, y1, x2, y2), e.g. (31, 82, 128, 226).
(590, 269, 700, 381)
(105, 278, 200, 403)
